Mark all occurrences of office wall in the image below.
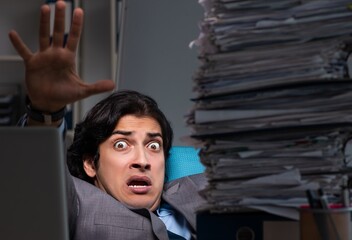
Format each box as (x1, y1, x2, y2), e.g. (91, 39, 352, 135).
(1, 0, 203, 145)
(0, 0, 115, 125)
(79, 0, 115, 123)
(0, 0, 48, 122)
(117, 0, 203, 146)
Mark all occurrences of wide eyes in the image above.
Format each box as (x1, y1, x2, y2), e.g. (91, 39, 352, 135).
(113, 140, 128, 150)
(113, 140, 161, 151)
(147, 142, 161, 151)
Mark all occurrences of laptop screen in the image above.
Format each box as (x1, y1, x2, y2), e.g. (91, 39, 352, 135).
(0, 127, 69, 240)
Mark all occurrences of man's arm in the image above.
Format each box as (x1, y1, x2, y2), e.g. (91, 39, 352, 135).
(9, 0, 115, 127)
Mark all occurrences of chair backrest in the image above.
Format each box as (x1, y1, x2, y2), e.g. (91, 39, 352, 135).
(165, 146, 205, 182)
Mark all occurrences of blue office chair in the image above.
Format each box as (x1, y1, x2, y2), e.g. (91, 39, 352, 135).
(165, 146, 205, 182)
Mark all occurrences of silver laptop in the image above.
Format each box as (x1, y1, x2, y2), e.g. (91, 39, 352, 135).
(0, 127, 69, 240)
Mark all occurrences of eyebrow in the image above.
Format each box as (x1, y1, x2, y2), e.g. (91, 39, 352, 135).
(111, 130, 162, 138)
(111, 130, 132, 136)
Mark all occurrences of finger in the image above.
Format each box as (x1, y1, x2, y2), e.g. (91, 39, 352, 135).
(52, 1, 66, 47)
(83, 80, 116, 97)
(39, 4, 51, 51)
(66, 8, 83, 52)
(8, 30, 33, 61)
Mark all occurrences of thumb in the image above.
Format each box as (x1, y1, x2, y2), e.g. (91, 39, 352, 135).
(84, 80, 116, 97)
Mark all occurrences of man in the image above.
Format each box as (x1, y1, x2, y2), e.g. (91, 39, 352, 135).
(9, 1, 206, 239)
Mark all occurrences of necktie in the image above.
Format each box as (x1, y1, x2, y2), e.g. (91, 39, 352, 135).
(167, 230, 186, 240)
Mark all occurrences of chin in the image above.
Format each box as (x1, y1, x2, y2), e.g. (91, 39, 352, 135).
(126, 198, 160, 211)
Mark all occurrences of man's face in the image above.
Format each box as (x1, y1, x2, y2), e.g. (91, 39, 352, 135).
(84, 114, 165, 211)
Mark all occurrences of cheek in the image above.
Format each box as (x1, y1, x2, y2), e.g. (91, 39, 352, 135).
(154, 157, 166, 176)
(99, 150, 128, 174)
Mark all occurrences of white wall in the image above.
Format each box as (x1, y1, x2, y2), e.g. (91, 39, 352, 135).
(117, 0, 203, 146)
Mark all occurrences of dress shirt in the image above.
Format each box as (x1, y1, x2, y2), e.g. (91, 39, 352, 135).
(157, 202, 191, 240)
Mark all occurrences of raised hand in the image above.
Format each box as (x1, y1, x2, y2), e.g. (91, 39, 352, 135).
(8, 0, 115, 113)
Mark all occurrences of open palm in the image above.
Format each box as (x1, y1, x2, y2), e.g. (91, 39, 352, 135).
(9, 1, 114, 112)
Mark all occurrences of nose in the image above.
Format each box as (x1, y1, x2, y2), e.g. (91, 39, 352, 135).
(130, 148, 151, 171)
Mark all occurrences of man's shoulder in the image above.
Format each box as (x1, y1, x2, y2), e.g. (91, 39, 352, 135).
(71, 176, 120, 206)
(69, 177, 160, 239)
(71, 176, 146, 215)
(164, 173, 207, 192)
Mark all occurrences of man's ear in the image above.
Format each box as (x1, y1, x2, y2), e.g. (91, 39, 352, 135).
(83, 156, 97, 178)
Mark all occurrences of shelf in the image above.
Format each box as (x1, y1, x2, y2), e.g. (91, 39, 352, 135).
(0, 55, 22, 61)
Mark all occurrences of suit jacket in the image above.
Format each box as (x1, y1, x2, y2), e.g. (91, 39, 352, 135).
(66, 169, 207, 240)
(17, 117, 207, 239)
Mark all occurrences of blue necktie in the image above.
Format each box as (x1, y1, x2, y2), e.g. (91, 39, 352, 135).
(167, 230, 186, 240)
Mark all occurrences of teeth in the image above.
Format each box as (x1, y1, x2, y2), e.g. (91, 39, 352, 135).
(129, 185, 147, 188)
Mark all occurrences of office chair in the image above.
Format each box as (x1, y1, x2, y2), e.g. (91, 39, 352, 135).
(165, 146, 205, 182)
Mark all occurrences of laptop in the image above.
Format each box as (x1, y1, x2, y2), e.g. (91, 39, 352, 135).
(0, 127, 69, 240)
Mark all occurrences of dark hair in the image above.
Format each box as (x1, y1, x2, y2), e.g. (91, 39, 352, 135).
(67, 90, 173, 184)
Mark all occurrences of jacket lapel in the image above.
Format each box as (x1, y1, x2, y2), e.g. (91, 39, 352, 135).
(162, 174, 207, 231)
(131, 208, 169, 240)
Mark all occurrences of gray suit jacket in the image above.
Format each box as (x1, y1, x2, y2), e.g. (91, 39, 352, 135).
(66, 171, 207, 240)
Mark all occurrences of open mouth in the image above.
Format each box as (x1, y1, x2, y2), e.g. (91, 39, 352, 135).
(127, 176, 152, 189)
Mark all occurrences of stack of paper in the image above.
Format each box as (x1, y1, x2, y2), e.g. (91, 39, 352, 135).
(189, 0, 352, 219)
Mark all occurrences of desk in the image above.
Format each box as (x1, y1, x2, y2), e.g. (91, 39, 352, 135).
(197, 210, 299, 240)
